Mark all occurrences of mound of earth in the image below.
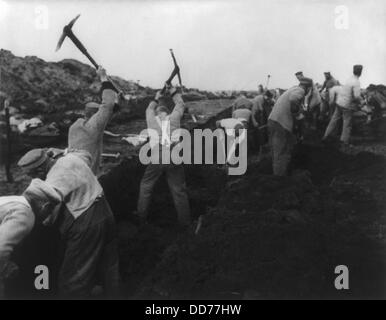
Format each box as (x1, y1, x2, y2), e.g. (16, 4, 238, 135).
(117, 145, 386, 300)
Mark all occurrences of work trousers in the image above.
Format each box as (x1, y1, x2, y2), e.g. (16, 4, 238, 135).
(56, 196, 119, 298)
(323, 105, 353, 144)
(268, 120, 295, 176)
(137, 163, 191, 226)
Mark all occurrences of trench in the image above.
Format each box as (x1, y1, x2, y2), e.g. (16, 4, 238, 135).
(6, 112, 386, 299)
(98, 121, 386, 298)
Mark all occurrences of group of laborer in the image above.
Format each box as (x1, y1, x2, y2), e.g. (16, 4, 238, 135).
(218, 64, 365, 175)
(0, 66, 192, 298)
(0, 63, 365, 298)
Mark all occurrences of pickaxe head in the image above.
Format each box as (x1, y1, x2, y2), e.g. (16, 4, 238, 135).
(56, 14, 81, 51)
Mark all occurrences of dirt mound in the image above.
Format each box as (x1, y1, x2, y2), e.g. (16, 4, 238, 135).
(0, 49, 141, 114)
(129, 145, 386, 299)
(0, 50, 226, 125)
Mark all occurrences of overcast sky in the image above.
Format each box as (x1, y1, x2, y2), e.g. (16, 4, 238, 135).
(0, 0, 385, 90)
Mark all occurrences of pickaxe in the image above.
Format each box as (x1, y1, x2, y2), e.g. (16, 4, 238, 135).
(56, 14, 122, 94)
(161, 49, 183, 94)
(170, 49, 183, 91)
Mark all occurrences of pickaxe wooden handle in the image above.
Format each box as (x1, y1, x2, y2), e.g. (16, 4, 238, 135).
(56, 15, 122, 94)
(170, 49, 182, 89)
(161, 49, 182, 94)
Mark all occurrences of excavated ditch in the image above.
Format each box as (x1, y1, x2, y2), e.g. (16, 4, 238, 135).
(96, 136, 386, 299)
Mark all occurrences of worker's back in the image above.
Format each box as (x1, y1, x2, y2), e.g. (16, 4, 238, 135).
(232, 96, 253, 110)
(336, 75, 361, 109)
(269, 86, 305, 132)
(232, 108, 252, 122)
(46, 151, 103, 220)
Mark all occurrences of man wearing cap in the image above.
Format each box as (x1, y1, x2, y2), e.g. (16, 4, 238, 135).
(18, 149, 120, 298)
(0, 179, 61, 299)
(68, 66, 121, 175)
(231, 94, 253, 113)
(17, 148, 60, 180)
(295, 71, 304, 82)
(323, 65, 364, 145)
(137, 86, 191, 227)
(250, 90, 274, 156)
(268, 78, 313, 175)
(216, 117, 247, 170)
(320, 72, 339, 93)
(229, 94, 253, 149)
(319, 72, 340, 117)
(232, 103, 252, 126)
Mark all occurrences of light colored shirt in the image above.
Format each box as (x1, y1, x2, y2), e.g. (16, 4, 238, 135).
(252, 95, 265, 113)
(306, 85, 322, 109)
(336, 75, 362, 110)
(269, 86, 305, 132)
(232, 96, 253, 111)
(46, 151, 103, 219)
(329, 85, 343, 104)
(0, 196, 34, 272)
(68, 88, 116, 175)
(321, 77, 339, 91)
(146, 94, 185, 147)
(251, 95, 273, 126)
(232, 108, 252, 122)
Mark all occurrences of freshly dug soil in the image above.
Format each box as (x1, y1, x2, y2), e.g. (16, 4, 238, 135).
(103, 143, 386, 299)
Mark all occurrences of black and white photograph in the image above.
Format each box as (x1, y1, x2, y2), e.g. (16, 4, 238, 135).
(0, 0, 386, 305)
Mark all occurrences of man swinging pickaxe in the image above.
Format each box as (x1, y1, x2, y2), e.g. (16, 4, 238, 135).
(56, 14, 123, 94)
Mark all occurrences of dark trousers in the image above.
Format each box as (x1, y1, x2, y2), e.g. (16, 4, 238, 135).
(268, 120, 295, 176)
(56, 196, 119, 298)
(137, 163, 191, 226)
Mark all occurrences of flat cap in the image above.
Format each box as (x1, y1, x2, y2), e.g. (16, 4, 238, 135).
(295, 71, 303, 76)
(353, 65, 363, 73)
(324, 71, 331, 75)
(299, 77, 313, 87)
(18, 149, 48, 171)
